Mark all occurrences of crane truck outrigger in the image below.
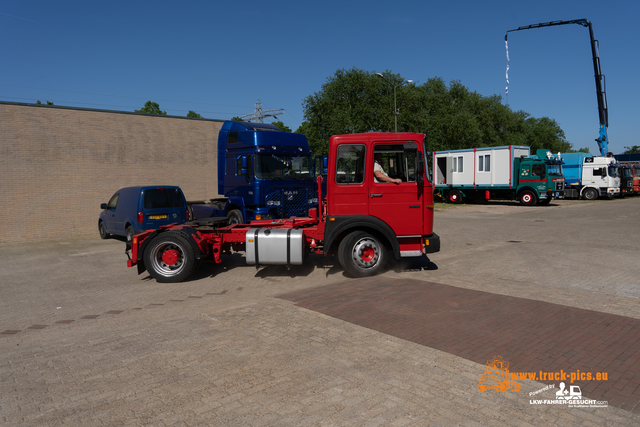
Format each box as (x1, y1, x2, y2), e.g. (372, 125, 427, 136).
(126, 132, 440, 282)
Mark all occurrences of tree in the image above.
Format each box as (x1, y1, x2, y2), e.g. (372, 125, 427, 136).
(300, 68, 578, 155)
(187, 110, 203, 118)
(135, 101, 166, 115)
(270, 120, 291, 132)
(36, 100, 54, 105)
(230, 116, 243, 121)
(623, 145, 640, 154)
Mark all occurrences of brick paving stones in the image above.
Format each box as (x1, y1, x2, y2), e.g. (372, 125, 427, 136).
(279, 276, 640, 412)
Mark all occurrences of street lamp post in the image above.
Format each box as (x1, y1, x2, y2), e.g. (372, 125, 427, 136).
(375, 73, 413, 132)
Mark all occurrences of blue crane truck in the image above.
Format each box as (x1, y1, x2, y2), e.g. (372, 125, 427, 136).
(190, 121, 319, 224)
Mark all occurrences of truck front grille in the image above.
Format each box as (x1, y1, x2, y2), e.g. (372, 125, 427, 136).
(265, 189, 319, 219)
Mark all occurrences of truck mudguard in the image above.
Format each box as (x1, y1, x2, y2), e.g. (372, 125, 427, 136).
(323, 215, 400, 259)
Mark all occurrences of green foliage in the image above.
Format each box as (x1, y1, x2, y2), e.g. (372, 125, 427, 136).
(135, 101, 166, 115)
(270, 120, 291, 132)
(623, 145, 640, 154)
(187, 110, 203, 118)
(230, 116, 243, 121)
(301, 68, 577, 156)
(36, 100, 54, 105)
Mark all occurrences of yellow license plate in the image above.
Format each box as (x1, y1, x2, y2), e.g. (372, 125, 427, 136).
(149, 215, 167, 220)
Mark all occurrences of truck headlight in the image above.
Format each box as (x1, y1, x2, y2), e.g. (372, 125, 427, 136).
(266, 200, 281, 206)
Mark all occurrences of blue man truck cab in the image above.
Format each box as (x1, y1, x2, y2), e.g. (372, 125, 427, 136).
(190, 121, 318, 224)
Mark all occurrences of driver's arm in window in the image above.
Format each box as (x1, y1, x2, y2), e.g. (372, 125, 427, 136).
(374, 153, 401, 184)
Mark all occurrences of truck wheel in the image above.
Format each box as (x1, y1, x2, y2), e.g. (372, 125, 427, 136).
(583, 188, 598, 200)
(519, 190, 537, 206)
(143, 231, 197, 283)
(447, 190, 463, 204)
(98, 221, 109, 239)
(338, 231, 387, 277)
(226, 209, 243, 225)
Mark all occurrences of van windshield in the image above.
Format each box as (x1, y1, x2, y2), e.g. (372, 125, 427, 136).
(144, 189, 184, 209)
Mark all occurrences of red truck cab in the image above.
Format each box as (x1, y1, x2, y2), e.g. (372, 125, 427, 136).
(322, 132, 439, 275)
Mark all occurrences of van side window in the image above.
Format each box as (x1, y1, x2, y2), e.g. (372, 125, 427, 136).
(107, 194, 119, 210)
(336, 144, 365, 184)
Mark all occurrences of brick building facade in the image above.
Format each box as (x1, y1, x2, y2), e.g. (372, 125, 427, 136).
(0, 102, 224, 243)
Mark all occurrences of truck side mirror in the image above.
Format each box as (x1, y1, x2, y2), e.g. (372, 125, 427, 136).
(417, 156, 425, 184)
(241, 156, 249, 175)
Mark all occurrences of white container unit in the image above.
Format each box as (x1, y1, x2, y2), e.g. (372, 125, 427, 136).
(433, 146, 530, 188)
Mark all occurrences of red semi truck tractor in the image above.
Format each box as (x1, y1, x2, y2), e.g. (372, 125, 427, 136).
(126, 132, 440, 282)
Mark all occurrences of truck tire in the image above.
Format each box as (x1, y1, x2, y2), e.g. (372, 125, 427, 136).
(226, 209, 243, 225)
(519, 190, 537, 206)
(447, 190, 463, 204)
(338, 231, 387, 277)
(583, 188, 598, 200)
(98, 220, 109, 239)
(143, 231, 198, 283)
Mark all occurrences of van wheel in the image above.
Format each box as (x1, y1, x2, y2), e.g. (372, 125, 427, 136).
(98, 221, 109, 239)
(144, 231, 197, 283)
(226, 209, 243, 225)
(583, 188, 598, 200)
(125, 226, 134, 243)
(519, 190, 537, 206)
(448, 190, 463, 204)
(338, 231, 387, 277)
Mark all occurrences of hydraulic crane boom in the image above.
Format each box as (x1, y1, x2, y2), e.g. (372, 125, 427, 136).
(505, 19, 609, 156)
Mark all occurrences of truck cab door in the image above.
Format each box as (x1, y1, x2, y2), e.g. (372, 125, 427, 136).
(368, 142, 423, 237)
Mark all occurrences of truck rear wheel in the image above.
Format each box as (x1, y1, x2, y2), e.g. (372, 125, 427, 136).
(144, 231, 197, 283)
(519, 190, 537, 206)
(338, 231, 387, 277)
(447, 190, 463, 204)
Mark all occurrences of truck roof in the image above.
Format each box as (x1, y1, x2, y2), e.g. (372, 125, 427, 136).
(222, 120, 282, 132)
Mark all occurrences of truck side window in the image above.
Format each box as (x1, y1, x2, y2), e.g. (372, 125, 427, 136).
(532, 164, 544, 177)
(593, 167, 603, 176)
(336, 144, 365, 184)
(374, 145, 417, 183)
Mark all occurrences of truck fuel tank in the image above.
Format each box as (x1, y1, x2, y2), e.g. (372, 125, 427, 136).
(245, 228, 304, 266)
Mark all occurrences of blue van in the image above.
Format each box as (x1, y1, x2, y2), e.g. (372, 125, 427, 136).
(99, 186, 188, 241)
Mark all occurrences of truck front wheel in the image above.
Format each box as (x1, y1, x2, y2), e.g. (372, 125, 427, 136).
(583, 188, 598, 200)
(226, 209, 243, 225)
(519, 190, 537, 206)
(338, 231, 388, 277)
(144, 231, 197, 283)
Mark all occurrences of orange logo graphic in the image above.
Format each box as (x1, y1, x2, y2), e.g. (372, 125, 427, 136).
(477, 356, 521, 393)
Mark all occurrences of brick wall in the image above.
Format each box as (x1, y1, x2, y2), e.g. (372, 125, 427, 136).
(0, 102, 224, 243)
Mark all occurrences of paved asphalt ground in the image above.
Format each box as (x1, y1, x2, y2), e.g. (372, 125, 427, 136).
(1, 198, 639, 426)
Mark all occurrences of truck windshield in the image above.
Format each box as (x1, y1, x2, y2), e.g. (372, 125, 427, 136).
(254, 153, 312, 180)
(608, 166, 620, 178)
(547, 164, 563, 176)
(622, 168, 632, 178)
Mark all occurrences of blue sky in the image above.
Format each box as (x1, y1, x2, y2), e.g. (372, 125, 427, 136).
(1, 0, 638, 154)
